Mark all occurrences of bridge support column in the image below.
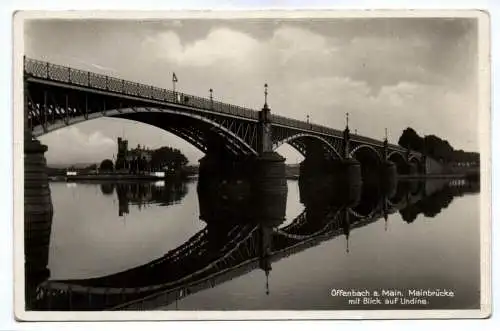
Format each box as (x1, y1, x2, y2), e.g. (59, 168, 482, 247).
(198, 155, 223, 191)
(408, 162, 419, 175)
(24, 140, 53, 278)
(25, 141, 54, 309)
(380, 160, 397, 179)
(299, 157, 361, 205)
(339, 158, 362, 200)
(340, 158, 362, 185)
(251, 85, 287, 225)
(252, 152, 287, 226)
(328, 158, 362, 189)
(338, 115, 362, 193)
(24, 79, 53, 308)
(380, 161, 397, 198)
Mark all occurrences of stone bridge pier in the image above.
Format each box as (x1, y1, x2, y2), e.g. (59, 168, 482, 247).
(298, 122, 402, 196)
(380, 138, 398, 196)
(298, 123, 364, 197)
(349, 134, 400, 192)
(24, 79, 53, 309)
(198, 91, 287, 226)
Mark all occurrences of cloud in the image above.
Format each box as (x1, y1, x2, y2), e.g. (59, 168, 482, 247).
(143, 28, 260, 68)
(40, 126, 116, 165)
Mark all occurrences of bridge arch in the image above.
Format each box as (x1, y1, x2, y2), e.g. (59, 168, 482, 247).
(273, 209, 342, 241)
(388, 151, 409, 174)
(349, 144, 383, 163)
(349, 144, 383, 178)
(32, 107, 259, 156)
(273, 133, 342, 159)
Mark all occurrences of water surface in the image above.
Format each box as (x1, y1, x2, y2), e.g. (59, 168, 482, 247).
(33, 178, 480, 310)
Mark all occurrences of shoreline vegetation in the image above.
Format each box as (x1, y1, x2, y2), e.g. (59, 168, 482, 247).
(48, 163, 479, 182)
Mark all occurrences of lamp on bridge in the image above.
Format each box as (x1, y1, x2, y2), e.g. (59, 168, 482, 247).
(342, 112, 351, 159)
(259, 83, 271, 128)
(263, 83, 269, 110)
(209, 88, 213, 108)
(383, 127, 389, 161)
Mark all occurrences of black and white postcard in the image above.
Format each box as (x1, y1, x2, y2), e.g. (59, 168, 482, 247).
(13, 10, 491, 320)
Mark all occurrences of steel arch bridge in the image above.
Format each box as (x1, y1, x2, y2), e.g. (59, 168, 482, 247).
(24, 58, 424, 170)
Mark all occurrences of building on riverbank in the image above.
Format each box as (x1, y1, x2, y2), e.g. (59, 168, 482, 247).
(115, 137, 153, 173)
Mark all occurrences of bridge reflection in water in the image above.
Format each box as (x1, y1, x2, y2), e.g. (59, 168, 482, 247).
(25, 175, 479, 311)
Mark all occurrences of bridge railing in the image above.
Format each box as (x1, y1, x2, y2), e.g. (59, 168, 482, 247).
(271, 114, 344, 137)
(24, 58, 260, 121)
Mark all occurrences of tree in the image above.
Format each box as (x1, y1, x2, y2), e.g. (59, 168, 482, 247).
(398, 127, 424, 152)
(99, 159, 114, 172)
(83, 163, 98, 170)
(151, 146, 189, 172)
(398, 127, 479, 165)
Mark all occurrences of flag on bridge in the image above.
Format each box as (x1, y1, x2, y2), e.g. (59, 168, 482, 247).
(172, 72, 178, 83)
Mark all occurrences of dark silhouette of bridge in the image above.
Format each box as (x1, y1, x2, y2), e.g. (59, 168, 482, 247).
(24, 176, 479, 311)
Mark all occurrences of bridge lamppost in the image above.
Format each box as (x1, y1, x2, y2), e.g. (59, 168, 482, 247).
(383, 127, 389, 159)
(343, 112, 350, 159)
(209, 88, 213, 109)
(264, 83, 268, 109)
(258, 82, 272, 153)
(381, 126, 398, 190)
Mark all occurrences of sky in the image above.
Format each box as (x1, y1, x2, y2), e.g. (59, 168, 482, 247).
(24, 17, 479, 165)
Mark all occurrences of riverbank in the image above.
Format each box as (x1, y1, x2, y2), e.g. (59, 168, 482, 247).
(398, 172, 479, 180)
(50, 172, 477, 182)
(52, 173, 193, 182)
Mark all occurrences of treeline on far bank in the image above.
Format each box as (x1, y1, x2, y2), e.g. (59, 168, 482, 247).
(46, 145, 199, 178)
(398, 127, 479, 166)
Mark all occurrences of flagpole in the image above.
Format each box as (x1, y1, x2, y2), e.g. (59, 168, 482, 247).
(172, 72, 178, 102)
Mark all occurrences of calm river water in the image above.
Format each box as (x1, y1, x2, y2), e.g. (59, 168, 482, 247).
(39, 178, 480, 311)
